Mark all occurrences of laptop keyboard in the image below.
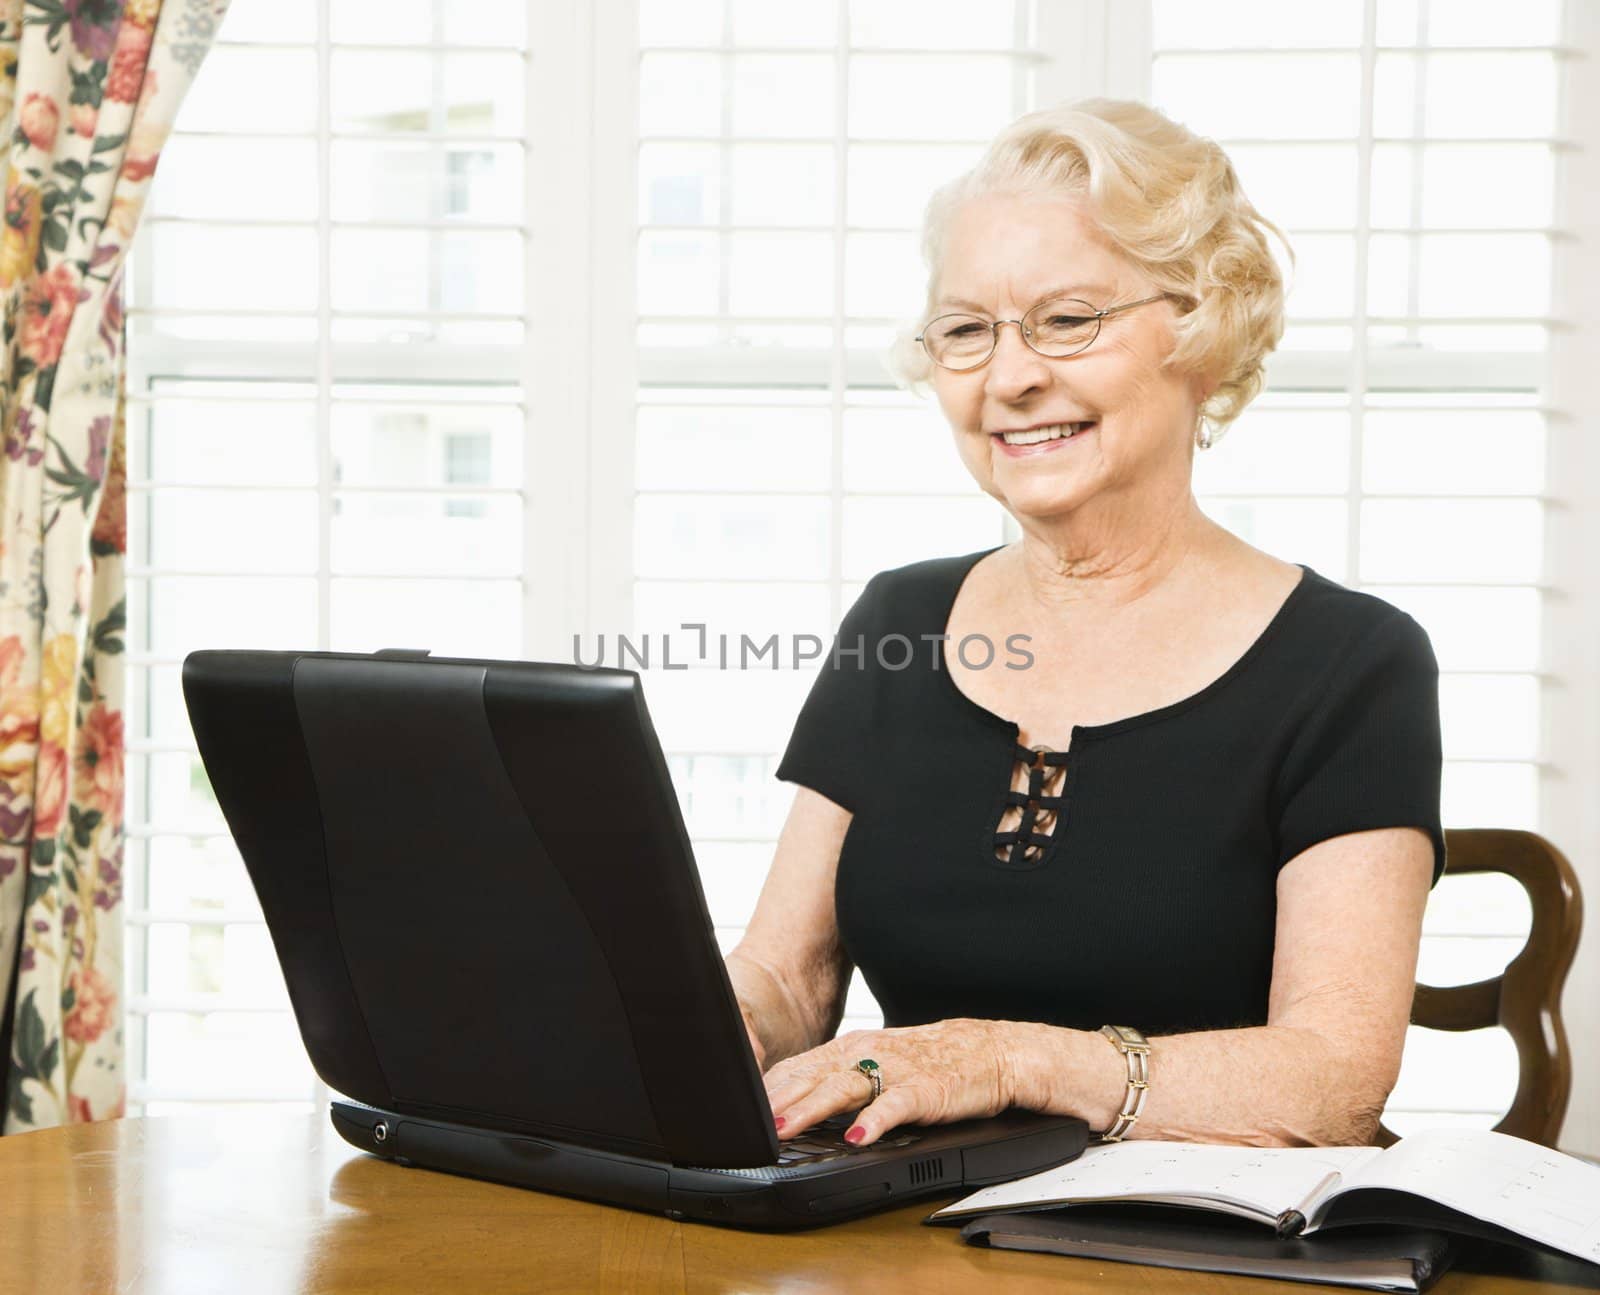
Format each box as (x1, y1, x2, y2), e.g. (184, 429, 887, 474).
(774, 1113, 922, 1166)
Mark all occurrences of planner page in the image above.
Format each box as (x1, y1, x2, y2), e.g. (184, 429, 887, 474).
(1331, 1128, 1600, 1263)
(930, 1141, 1382, 1222)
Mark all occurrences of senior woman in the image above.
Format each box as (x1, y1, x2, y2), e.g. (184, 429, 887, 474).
(723, 98, 1445, 1153)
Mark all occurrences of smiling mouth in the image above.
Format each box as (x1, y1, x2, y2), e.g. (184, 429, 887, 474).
(992, 421, 1097, 446)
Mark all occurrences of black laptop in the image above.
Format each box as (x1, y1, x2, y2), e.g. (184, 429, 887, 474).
(180, 646, 1088, 1229)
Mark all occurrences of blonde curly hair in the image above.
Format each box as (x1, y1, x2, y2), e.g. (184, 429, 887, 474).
(885, 98, 1294, 442)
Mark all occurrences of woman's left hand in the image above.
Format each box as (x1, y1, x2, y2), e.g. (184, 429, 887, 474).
(764, 1018, 1015, 1147)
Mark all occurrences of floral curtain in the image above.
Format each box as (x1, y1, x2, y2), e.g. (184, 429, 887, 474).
(0, 0, 226, 1132)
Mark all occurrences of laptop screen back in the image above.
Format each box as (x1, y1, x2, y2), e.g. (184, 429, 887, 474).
(183, 650, 778, 1168)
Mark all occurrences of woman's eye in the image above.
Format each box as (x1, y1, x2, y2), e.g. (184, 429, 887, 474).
(947, 323, 987, 337)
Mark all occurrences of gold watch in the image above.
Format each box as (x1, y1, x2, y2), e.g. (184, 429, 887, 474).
(1096, 1024, 1150, 1142)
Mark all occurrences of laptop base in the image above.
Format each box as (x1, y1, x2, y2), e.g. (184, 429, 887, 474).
(332, 1099, 1089, 1230)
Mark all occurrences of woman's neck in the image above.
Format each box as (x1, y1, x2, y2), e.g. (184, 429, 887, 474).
(1010, 497, 1226, 619)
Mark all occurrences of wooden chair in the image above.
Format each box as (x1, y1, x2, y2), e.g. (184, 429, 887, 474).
(1377, 828, 1583, 1148)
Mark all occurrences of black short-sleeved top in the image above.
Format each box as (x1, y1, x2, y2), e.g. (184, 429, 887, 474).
(774, 545, 1447, 1036)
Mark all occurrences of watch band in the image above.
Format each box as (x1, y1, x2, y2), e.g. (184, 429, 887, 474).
(1096, 1023, 1150, 1142)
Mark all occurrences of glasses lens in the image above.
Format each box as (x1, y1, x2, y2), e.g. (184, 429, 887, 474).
(1025, 297, 1099, 356)
(923, 315, 993, 369)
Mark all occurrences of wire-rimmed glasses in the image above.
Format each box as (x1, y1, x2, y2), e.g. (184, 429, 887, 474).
(916, 292, 1178, 371)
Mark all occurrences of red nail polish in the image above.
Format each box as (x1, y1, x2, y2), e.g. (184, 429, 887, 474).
(844, 1126, 866, 1144)
(773, 1116, 786, 1130)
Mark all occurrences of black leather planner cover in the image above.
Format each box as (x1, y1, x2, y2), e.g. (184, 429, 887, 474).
(958, 1204, 1456, 1292)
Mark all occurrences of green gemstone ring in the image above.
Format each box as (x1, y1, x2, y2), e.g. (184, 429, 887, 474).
(855, 1058, 883, 1100)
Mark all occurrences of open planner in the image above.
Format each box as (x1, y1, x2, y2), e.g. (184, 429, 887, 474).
(928, 1128, 1600, 1267)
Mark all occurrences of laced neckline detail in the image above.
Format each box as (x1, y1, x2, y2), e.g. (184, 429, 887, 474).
(991, 742, 1071, 867)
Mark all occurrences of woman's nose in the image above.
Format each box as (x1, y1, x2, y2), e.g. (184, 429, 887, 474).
(984, 319, 1051, 399)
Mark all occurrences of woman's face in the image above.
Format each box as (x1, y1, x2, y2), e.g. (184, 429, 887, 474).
(930, 192, 1206, 525)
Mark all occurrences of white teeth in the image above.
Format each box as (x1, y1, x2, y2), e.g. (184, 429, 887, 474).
(999, 422, 1092, 446)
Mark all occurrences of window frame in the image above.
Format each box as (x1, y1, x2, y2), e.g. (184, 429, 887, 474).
(121, 0, 1597, 1152)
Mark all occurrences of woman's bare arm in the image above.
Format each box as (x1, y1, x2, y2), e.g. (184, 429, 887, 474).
(1001, 826, 1434, 1146)
(766, 824, 1434, 1146)
(724, 786, 855, 1071)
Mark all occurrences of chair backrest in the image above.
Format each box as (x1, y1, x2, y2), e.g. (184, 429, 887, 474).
(1377, 828, 1583, 1148)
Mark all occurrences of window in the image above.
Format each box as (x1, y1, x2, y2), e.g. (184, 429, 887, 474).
(1150, 0, 1568, 1134)
(124, 0, 532, 1111)
(633, 0, 1048, 1034)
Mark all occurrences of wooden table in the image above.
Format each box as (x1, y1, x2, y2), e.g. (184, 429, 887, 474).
(2, 1114, 1596, 1294)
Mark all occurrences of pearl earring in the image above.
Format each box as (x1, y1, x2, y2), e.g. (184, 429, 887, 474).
(1196, 416, 1213, 451)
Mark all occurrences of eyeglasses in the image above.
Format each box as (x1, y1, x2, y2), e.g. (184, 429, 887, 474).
(916, 292, 1178, 371)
